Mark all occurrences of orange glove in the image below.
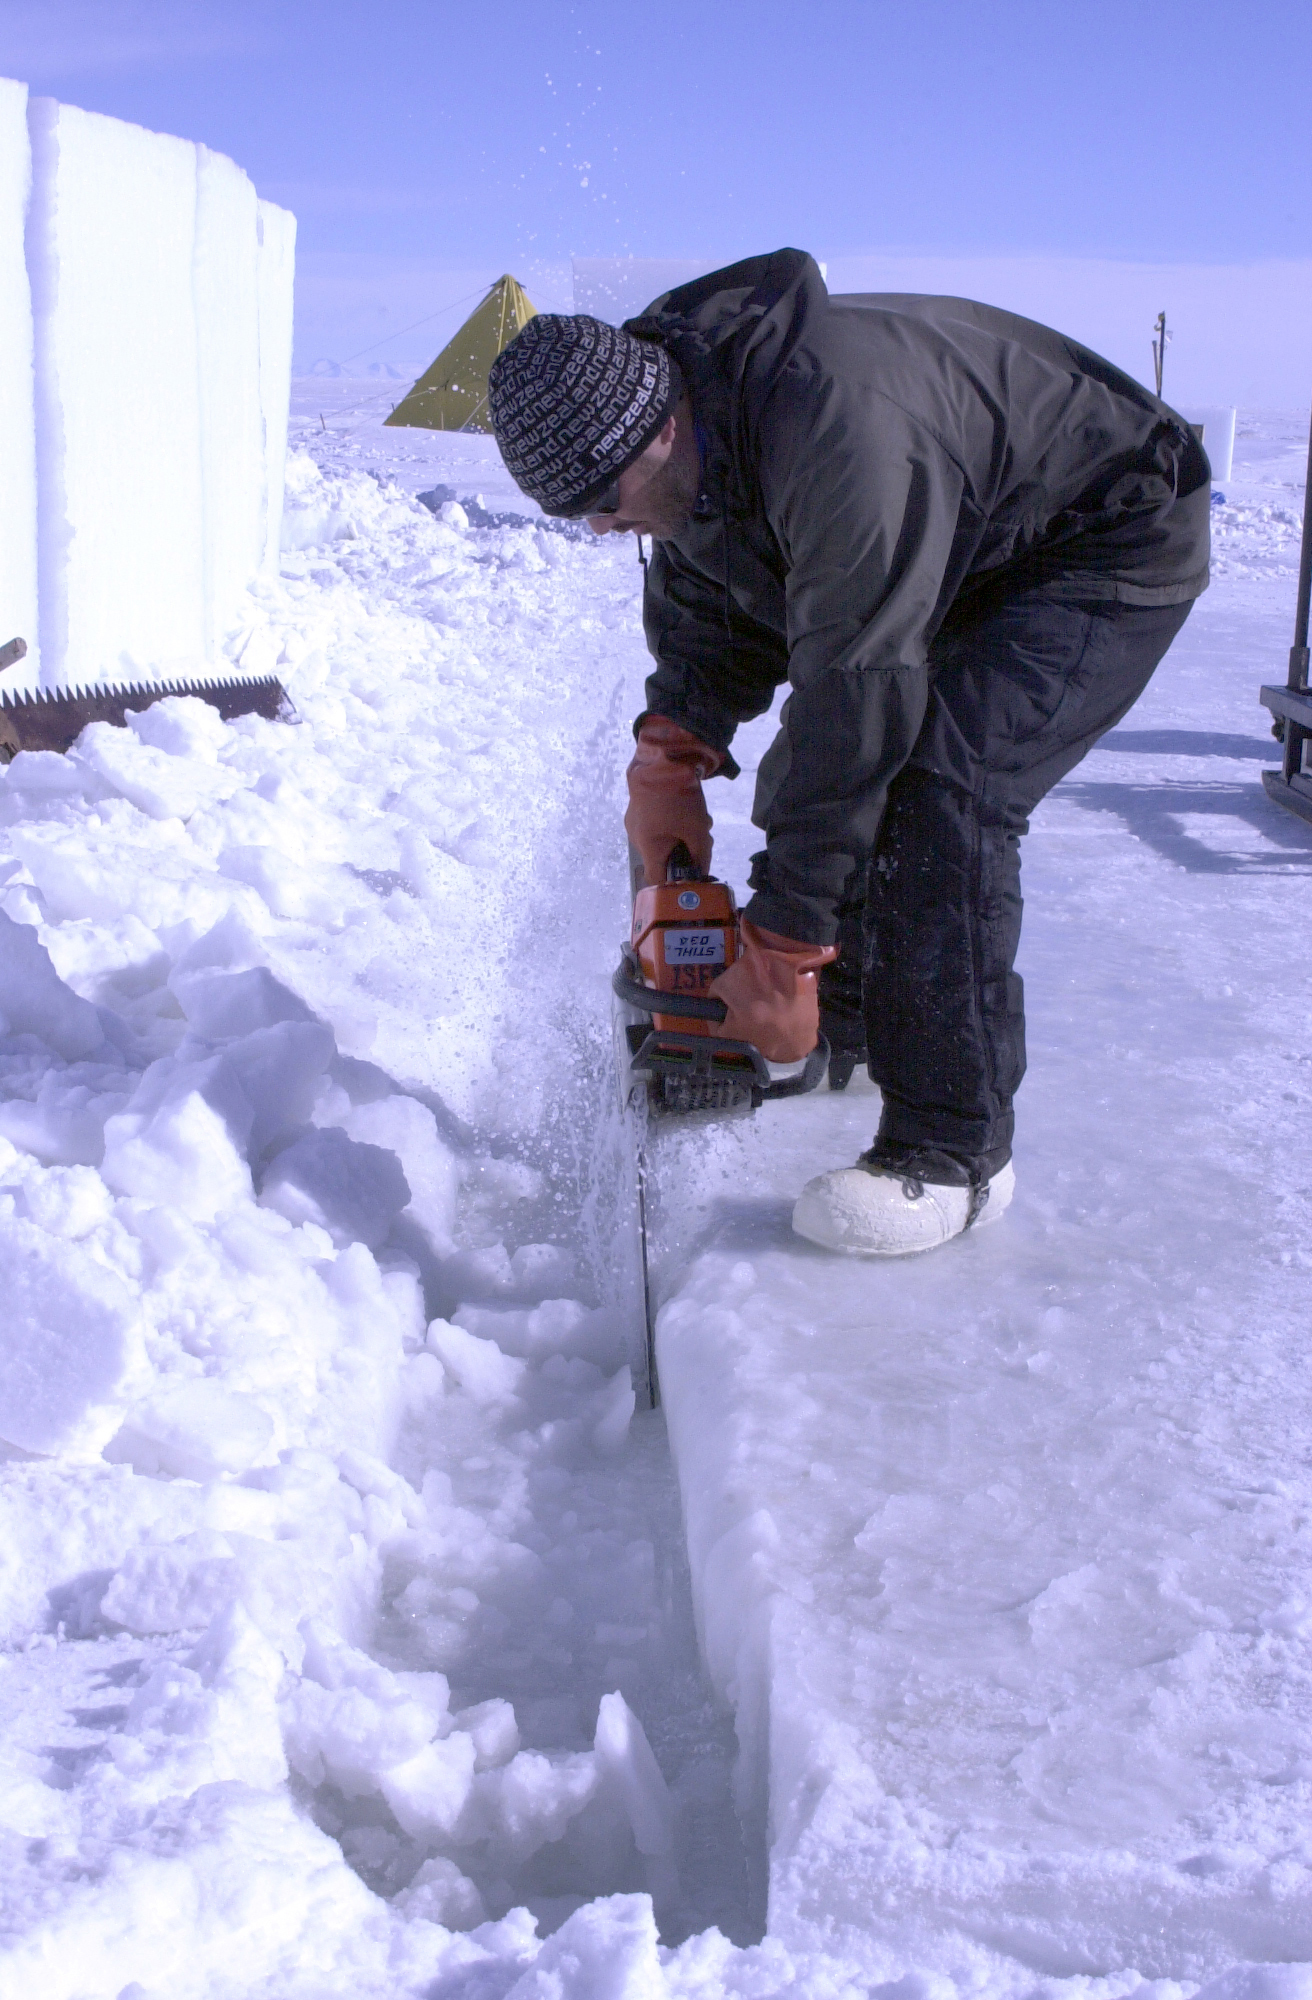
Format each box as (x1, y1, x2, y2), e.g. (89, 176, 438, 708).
(708, 919, 838, 1063)
(624, 718, 722, 884)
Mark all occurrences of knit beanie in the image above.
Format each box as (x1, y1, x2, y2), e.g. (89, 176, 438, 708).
(487, 315, 683, 516)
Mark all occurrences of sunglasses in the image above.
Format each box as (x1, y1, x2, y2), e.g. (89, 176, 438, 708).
(554, 475, 621, 521)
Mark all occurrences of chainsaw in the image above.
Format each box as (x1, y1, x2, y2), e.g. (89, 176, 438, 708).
(612, 841, 828, 1409)
(612, 840, 829, 1117)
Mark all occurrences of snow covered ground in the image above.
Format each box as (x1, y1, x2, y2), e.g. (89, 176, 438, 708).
(0, 387, 1307, 1999)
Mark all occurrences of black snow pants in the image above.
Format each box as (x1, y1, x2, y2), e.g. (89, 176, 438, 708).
(818, 583, 1194, 1169)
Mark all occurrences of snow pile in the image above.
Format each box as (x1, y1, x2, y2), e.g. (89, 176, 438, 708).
(0, 457, 758, 1997)
(1209, 497, 1304, 577)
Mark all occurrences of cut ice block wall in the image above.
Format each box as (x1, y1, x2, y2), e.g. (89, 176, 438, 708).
(1180, 406, 1237, 484)
(257, 200, 296, 578)
(195, 145, 265, 661)
(0, 77, 294, 691)
(29, 99, 207, 682)
(0, 80, 38, 673)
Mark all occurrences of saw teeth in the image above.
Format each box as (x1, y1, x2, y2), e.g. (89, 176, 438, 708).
(0, 674, 294, 759)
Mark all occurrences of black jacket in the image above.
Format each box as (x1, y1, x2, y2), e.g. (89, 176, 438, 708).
(629, 250, 1210, 944)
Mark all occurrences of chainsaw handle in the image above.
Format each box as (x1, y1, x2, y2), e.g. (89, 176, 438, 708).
(612, 957, 728, 1023)
(761, 1035, 830, 1099)
(613, 953, 832, 1094)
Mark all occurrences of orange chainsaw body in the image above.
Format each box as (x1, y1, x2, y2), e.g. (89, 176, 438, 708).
(614, 839, 826, 1115)
(631, 875, 740, 1037)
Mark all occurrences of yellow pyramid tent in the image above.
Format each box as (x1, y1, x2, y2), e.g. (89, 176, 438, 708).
(384, 275, 537, 433)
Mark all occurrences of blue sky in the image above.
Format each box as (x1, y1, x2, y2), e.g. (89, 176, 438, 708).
(2, 0, 1309, 387)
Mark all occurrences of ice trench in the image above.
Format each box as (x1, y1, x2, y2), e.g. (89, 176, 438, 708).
(315, 687, 767, 1946)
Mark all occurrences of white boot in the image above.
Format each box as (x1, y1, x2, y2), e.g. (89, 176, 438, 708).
(792, 1157, 1015, 1257)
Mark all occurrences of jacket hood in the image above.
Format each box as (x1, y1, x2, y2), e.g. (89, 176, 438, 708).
(624, 249, 826, 497)
(624, 248, 826, 359)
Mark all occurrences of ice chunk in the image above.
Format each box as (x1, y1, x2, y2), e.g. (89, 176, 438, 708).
(1, 747, 91, 795)
(100, 1527, 301, 1640)
(453, 1697, 520, 1771)
(456, 1298, 626, 1370)
(282, 1619, 447, 1798)
(0, 79, 39, 679)
(299, 1618, 409, 1698)
(393, 1856, 487, 1932)
(281, 502, 362, 552)
(128, 693, 230, 761)
(259, 1125, 410, 1248)
(593, 1693, 674, 1857)
(502, 1893, 664, 2000)
(217, 841, 356, 924)
(169, 907, 270, 979)
(166, 907, 314, 1044)
(0, 1067, 131, 1167)
(403, 1349, 445, 1409)
(115, 1044, 255, 1148)
(336, 1447, 426, 1528)
(509, 1242, 577, 1296)
(462, 1748, 599, 1863)
(101, 1059, 253, 1220)
(380, 1731, 477, 1836)
(105, 1380, 275, 1481)
(171, 964, 313, 1039)
(426, 1319, 525, 1404)
(74, 719, 242, 821)
(4, 1158, 113, 1237)
(0, 909, 104, 1058)
(7, 796, 225, 928)
(0, 1215, 147, 1457)
(283, 1679, 438, 1796)
(226, 1020, 336, 1159)
(41, 910, 169, 1009)
(442, 1240, 576, 1305)
(342, 1094, 459, 1255)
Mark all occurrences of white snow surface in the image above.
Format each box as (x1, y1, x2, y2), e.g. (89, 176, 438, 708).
(0, 389, 1307, 1998)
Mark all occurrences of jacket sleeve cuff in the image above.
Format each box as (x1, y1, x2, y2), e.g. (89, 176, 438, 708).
(743, 889, 838, 948)
(633, 703, 741, 780)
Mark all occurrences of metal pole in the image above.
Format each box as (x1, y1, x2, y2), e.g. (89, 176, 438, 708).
(1281, 398, 1312, 785)
(1290, 400, 1312, 682)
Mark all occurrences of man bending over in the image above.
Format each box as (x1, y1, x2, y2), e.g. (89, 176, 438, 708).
(486, 251, 1208, 1257)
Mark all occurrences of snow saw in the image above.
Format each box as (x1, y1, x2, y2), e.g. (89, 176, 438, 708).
(613, 841, 828, 1407)
(0, 642, 293, 761)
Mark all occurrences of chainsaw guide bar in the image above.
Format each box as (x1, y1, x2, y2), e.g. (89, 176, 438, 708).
(615, 840, 829, 1408)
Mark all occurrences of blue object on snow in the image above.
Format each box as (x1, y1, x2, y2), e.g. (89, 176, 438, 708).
(1211, 489, 1227, 506)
